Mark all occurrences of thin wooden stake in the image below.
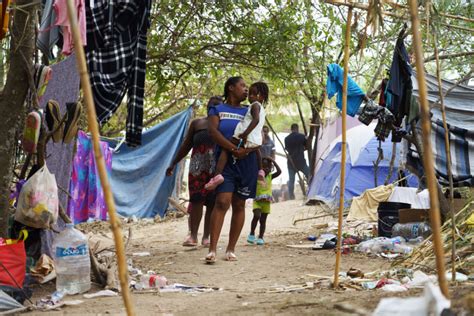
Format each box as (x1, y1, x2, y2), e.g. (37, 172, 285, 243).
(333, 7, 352, 289)
(65, 1, 135, 315)
(408, 0, 449, 298)
(433, 33, 456, 282)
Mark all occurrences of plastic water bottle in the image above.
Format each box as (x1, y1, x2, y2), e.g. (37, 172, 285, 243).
(52, 224, 91, 294)
(392, 222, 432, 240)
(134, 274, 167, 290)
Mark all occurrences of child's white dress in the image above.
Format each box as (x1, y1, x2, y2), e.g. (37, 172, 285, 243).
(233, 101, 266, 148)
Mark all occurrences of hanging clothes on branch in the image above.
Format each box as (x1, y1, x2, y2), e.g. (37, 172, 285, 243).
(358, 99, 395, 141)
(387, 28, 413, 142)
(53, 0, 87, 56)
(68, 131, 113, 224)
(37, 0, 60, 60)
(85, 0, 152, 147)
(326, 63, 366, 117)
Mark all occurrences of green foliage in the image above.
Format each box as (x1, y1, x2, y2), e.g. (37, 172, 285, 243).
(100, 1, 474, 136)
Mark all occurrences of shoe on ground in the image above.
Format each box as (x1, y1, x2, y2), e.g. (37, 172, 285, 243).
(256, 238, 265, 245)
(247, 234, 256, 244)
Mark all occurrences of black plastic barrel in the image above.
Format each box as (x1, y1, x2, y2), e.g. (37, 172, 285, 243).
(377, 202, 411, 237)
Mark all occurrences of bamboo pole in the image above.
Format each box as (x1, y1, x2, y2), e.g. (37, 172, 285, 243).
(324, 0, 474, 33)
(432, 33, 456, 282)
(407, 0, 449, 298)
(65, 1, 135, 315)
(333, 6, 352, 289)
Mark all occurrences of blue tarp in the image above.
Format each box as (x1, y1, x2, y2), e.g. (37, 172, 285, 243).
(108, 107, 193, 218)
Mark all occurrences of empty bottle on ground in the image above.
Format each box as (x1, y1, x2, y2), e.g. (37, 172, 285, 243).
(391, 222, 432, 240)
(52, 223, 91, 294)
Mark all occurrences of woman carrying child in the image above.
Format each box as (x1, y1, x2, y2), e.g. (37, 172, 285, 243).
(205, 77, 269, 263)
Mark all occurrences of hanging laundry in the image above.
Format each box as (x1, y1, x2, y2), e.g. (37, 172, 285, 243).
(387, 29, 413, 141)
(85, 0, 152, 147)
(37, 0, 60, 60)
(39, 54, 80, 257)
(53, 0, 86, 55)
(68, 131, 113, 224)
(0, 0, 9, 40)
(378, 78, 388, 107)
(358, 99, 395, 141)
(326, 63, 366, 117)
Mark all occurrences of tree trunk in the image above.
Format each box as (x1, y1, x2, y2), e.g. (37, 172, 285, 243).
(0, 0, 37, 236)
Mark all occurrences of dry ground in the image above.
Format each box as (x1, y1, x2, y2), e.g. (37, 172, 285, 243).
(26, 200, 471, 315)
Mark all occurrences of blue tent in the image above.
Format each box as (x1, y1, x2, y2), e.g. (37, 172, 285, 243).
(307, 123, 415, 206)
(108, 107, 193, 218)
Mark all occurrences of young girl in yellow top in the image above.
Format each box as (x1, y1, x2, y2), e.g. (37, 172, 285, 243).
(247, 157, 281, 245)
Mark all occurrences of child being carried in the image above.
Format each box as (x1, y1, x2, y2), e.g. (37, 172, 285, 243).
(205, 82, 269, 190)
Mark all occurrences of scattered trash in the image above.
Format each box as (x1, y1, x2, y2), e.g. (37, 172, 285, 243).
(361, 281, 377, 290)
(30, 254, 56, 284)
(392, 222, 431, 240)
(159, 283, 222, 293)
(381, 284, 408, 292)
(83, 290, 118, 299)
(307, 235, 316, 241)
(35, 291, 66, 311)
(347, 268, 364, 278)
(380, 253, 400, 259)
(266, 282, 314, 293)
(132, 252, 151, 257)
(407, 270, 436, 288)
(63, 300, 84, 305)
(133, 274, 167, 290)
(373, 283, 450, 316)
(445, 271, 468, 282)
(313, 233, 337, 250)
(356, 237, 413, 255)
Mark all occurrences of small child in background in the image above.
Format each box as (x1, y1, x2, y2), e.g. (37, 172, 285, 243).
(205, 82, 269, 190)
(247, 157, 281, 245)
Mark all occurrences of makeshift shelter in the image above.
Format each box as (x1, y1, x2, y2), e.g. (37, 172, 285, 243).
(408, 73, 474, 187)
(307, 121, 413, 206)
(107, 107, 193, 219)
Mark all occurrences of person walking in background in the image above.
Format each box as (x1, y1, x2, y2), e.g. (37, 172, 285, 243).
(247, 157, 281, 245)
(284, 123, 309, 200)
(166, 96, 223, 247)
(260, 125, 275, 159)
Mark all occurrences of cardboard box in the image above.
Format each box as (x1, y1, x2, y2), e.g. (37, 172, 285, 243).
(398, 208, 430, 224)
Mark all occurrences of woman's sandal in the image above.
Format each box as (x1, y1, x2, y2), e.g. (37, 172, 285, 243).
(205, 252, 216, 264)
(224, 251, 237, 261)
(201, 238, 210, 248)
(182, 235, 197, 247)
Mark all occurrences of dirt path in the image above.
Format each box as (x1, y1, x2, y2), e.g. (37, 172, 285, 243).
(26, 200, 465, 315)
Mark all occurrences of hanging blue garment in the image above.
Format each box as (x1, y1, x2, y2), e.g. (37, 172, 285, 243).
(326, 63, 366, 117)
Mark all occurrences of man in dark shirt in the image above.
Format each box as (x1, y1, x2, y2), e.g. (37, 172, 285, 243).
(284, 123, 309, 200)
(260, 125, 275, 159)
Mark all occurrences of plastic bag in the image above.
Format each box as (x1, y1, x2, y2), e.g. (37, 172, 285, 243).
(15, 164, 58, 229)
